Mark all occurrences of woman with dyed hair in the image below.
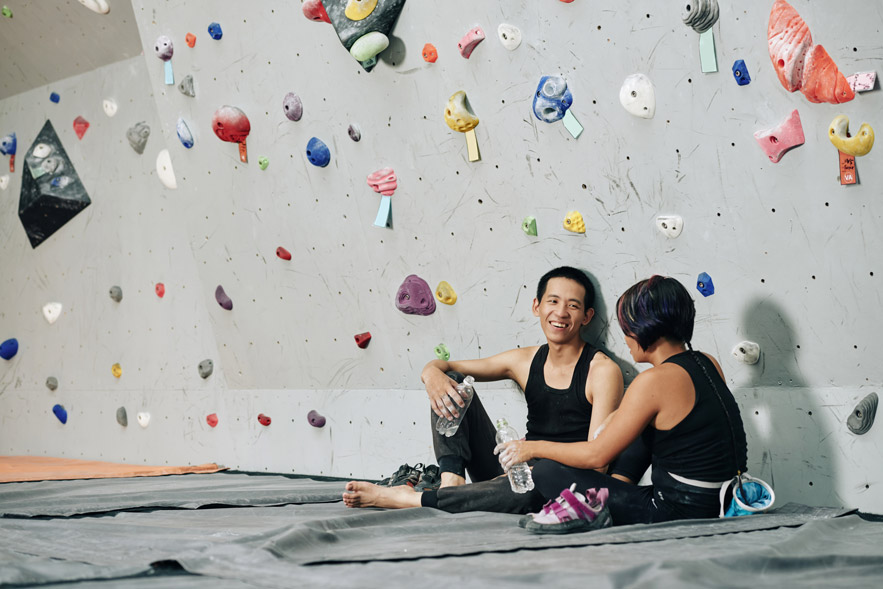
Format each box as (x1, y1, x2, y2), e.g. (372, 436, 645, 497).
(495, 275, 747, 532)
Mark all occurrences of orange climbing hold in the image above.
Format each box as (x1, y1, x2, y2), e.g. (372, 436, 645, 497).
(800, 45, 854, 104)
(185, 32, 196, 47)
(422, 43, 438, 63)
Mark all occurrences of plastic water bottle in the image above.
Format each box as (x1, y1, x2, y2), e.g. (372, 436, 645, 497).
(435, 375, 475, 437)
(495, 418, 535, 493)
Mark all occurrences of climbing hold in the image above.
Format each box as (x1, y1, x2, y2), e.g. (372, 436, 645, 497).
(137, 412, 150, 428)
(102, 98, 117, 117)
(354, 332, 372, 348)
(656, 215, 683, 239)
(53, 404, 67, 424)
(111, 363, 122, 378)
(395, 275, 436, 316)
(302, 0, 331, 23)
(156, 149, 177, 189)
(212, 106, 250, 163)
(283, 92, 303, 121)
(154, 35, 174, 61)
(185, 32, 196, 47)
(215, 285, 233, 310)
(0, 338, 18, 360)
(563, 211, 586, 234)
(345, 0, 377, 21)
(457, 26, 485, 59)
(109, 285, 123, 302)
(1, 5, 11, 17)
(73, 116, 90, 140)
(497, 23, 522, 51)
(178, 74, 195, 97)
(350, 31, 389, 63)
(367, 167, 397, 196)
(126, 122, 150, 154)
(208, 22, 223, 40)
(829, 115, 874, 157)
(522, 216, 538, 236)
(422, 43, 438, 63)
(682, 0, 719, 33)
(696, 272, 715, 297)
(276, 246, 291, 260)
(0, 132, 14, 173)
(155, 283, 165, 298)
(435, 281, 457, 305)
(46, 376, 58, 391)
(77, 0, 110, 15)
(434, 343, 450, 361)
(348, 124, 362, 142)
(533, 75, 573, 124)
(0, 175, 7, 190)
(50, 92, 60, 103)
(116, 406, 127, 427)
(619, 74, 655, 119)
(258, 156, 269, 170)
(258, 413, 271, 426)
(445, 91, 479, 133)
(176, 118, 194, 149)
(306, 137, 331, 167)
(308, 410, 326, 428)
(847, 392, 878, 435)
(754, 109, 805, 164)
(198, 359, 214, 379)
(731, 341, 760, 365)
(846, 72, 876, 93)
(43, 302, 62, 324)
(732, 59, 751, 86)
(206, 413, 219, 427)
(801, 45, 854, 104)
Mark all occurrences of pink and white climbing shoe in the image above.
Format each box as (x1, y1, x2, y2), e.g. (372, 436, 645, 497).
(524, 484, 612, 534)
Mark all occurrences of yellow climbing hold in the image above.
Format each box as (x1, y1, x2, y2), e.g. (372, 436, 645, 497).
(444, 91, 479, 133)
(435, 281, 458, 305)
(829, 115, 875, 157)
(563, 210, 586, 233)
(345, 0, 377, 21)
(111, 363, 122, 378)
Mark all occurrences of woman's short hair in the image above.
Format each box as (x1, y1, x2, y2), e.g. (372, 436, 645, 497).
(616, 275, 695, 350)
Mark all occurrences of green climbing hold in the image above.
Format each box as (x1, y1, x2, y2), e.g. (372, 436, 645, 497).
(1, 6, 12, 18)
(349, 31, 389, 62)
(434, 343, 450, 361)
(522, 216, 537, 236)
(258, 156, 269, 170)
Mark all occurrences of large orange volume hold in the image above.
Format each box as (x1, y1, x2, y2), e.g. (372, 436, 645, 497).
(767, 0, 812, 93)
(800, 45, 855, 104)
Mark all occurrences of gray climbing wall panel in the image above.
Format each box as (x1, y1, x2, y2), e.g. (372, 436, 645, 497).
(0, 1, 881, 513)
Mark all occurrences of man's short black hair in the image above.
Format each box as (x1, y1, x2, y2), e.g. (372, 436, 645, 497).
(536, 266, 595, 310)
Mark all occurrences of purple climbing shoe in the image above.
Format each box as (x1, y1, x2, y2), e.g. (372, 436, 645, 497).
(523, 484, 612, 534)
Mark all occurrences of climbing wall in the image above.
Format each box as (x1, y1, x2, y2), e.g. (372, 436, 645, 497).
(0, 0, 881, 512)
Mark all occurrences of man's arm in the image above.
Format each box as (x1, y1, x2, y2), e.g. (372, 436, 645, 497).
(585, 353, 624, 441)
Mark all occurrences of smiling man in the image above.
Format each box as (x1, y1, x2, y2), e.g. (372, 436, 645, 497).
(343, 266, 624, 514)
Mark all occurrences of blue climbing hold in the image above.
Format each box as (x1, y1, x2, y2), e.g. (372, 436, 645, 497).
(50, 92, 60, 103)
(208, 22, 223, 40)
(176, 118, 194, 148)
(306, 137, 331, 167)
(732, 59, 751, 86)
(532, 75, 573, 124)
(52, 404, 68, 424)
(696, 272, 715, 297)
(0, 338, 18, 360)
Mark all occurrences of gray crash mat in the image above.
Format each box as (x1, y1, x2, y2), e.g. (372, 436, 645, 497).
(0, 473, 346, 517)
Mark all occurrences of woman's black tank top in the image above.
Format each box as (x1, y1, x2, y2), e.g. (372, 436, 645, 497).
(523, 343, 595, 443)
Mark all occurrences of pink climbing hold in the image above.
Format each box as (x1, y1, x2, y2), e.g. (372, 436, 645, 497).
(354, 332, 372, 348)
(276, 246, 291, 261)
(206, 413, 218, 427)
(754, 109, 805, 163)
(215, 285, 233, 310)
(302, 0, 330, 23)
(308, 410, 326, 428)
(212, 105, 251, 163)
(367, 168, 397, 196)
(155, 283, 165, 298)
(73, 116, 90, 140)
(395, 275, 436, 316)
(457, 26, 485, 59)
(258, 413, 271, 426)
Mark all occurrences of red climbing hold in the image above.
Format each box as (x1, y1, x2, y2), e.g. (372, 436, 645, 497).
(276, 246, 291, 260)
(354, 332, 372, 349)
(258, 413, 271, 426)
(206, 413, 218, 427)
(215, 285, 233, 310)
(185, 32, 196, 47)
(302, 0, 330, 23)
(73, 116, 90, 140)
(155, 282, 165, 298)
(308, 410, 326, 428)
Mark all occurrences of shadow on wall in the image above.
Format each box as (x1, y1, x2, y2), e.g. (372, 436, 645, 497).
(738, 297, 837, 507)
(579, 269, 638, 385)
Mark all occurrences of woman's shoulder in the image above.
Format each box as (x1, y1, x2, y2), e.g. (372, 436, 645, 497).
(630, 362, 693, 394)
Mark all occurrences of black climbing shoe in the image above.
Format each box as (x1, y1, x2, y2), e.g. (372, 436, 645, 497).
(414, 464, 441, 492)
(379, 463, 423, 487)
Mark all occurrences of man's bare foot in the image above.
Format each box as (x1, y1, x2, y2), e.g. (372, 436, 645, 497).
(440, 472, 466, 489)
(343, 481, 423, 509)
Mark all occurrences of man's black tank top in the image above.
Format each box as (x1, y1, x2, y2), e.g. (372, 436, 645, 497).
(523, 343, 595, 443)
(644, 351, 748, 482)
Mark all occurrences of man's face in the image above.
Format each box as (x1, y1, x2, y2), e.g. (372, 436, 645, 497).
(532, 277, 593, 344)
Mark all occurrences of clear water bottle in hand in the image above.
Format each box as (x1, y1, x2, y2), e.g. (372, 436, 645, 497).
(435, 375, 475, 437)
(495, 418, 535, 493)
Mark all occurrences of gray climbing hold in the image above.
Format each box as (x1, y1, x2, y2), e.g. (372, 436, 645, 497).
(215, 285, 232, 310)
(847, 392, 878, 435)
(116, 406, 128, 427)
(109, 285, 123, 302)
(178, 74, 195, 97)
(348, 123, 361, 142)
(46, 376, 58, 391)
(126, 121, 150, 154)
(198, 359, 213, 379)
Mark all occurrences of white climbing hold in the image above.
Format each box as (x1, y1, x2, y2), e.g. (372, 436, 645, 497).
(156, 149, 177, 189)
(0, 175, 8, 190)
(656, 215, 683, 238)
(137, 411, 151, 428)
(42, 302, 63, 324)
(732, 341, 761, 365)
(619, 74, 656, 119)
(497, 23, 522, 51)
(102, 98, 118, 117)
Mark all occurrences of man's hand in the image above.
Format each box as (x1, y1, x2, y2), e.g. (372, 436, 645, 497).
(494, 439, 533, 471)
(424, 370, 467, 420)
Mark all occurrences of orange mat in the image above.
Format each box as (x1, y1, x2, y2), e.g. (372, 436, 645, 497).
(0, 455, 223, 483)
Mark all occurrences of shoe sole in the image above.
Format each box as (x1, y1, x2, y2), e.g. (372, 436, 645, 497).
(524, 508, 612, 534)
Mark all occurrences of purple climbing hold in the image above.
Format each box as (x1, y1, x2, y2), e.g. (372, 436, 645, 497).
(53, 404, 67, 424)
(0, 338, 18, 360)
(283, 92, 303, 121)
(395, 275, 436, 316)
(215, 285, 233, 310)
(308, 410, 326, 428)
